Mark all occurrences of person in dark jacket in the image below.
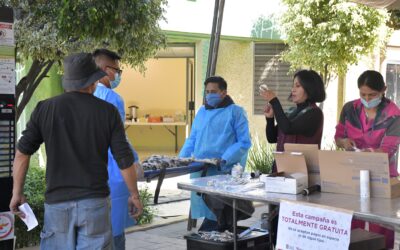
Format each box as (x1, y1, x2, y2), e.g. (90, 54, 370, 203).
(10, 53, 143, 250)
(260, 69, 326, 172)
(260, 69, 326, 247)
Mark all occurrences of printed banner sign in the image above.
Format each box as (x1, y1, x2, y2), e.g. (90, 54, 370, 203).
(0, 57, 15, 94)
(0, 212, 14, 241)
(0, 22, 14, 46)
(277, 200, 353, 250)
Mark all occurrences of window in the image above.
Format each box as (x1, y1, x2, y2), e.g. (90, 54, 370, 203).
(253, 43, 293, 115)
(386, 63, 400, 106)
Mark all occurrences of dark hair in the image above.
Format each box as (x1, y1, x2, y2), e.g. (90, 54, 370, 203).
(357, 70, 385, 91)
(293, 70, 326, 103)
(93, 49, 121, 61)
(204, 76, 227, 91)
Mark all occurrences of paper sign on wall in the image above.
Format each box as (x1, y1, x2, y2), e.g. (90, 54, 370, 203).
(277, 200, 353, 250)
(0, 57, 15, 94)
(0, 22, 14, 46)
(0, 212, 14, 241)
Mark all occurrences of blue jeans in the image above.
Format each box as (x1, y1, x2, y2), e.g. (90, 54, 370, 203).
(40, 197, 112, 250)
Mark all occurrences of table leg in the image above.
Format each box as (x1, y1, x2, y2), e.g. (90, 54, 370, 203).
(395, 226, 400, 250)
(154, 166, 167, 204)
(163, 125, 178, 152)
(175, 125, 178, 153)
(233, 199, 237, 250)
(187, 208, 197, 231)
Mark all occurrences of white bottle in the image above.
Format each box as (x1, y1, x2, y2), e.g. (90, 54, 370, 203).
(360, 170, 370, 198)
(231, 164, 243, 178)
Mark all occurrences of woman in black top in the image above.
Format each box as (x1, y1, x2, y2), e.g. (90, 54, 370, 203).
(260, 69, 326, 171)
(260, 69, 326, 247)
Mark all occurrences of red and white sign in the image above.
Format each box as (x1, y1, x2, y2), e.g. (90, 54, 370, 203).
(277, 200, 353, 250)
(0, 212, 14, 241)
(0, 22, 14, 46)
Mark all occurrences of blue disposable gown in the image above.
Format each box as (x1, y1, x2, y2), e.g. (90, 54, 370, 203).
(94, 83, 139, 236)
(179, 104, 251, 220)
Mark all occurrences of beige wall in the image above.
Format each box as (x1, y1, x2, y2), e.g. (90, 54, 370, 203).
(214, 40, 267, 141)
(117, 58, 187, 115)
(115, 58, 188, 151)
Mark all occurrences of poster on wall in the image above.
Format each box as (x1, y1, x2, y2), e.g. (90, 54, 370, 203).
(276, 200, 353, 250)
(0, 57, 15, 94)
(0, 212, 14, 242)
(0, 22, 14, 46)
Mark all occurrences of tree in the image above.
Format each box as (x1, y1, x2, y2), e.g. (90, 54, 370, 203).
(280, 0, 390, 86)
(388, 9, 400, 29)
(0, 0, 167, 120)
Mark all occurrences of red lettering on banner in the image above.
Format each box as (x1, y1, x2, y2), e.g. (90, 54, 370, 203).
(319, 224, 348, 235)
(292, 211, 304, 218)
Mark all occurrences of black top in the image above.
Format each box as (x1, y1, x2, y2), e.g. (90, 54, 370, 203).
(17, 92, 134, 204)
(266, 98, 323, 143)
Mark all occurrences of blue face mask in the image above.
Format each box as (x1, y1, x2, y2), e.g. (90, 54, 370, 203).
(361, 96, 381, 109)
(206, 93, 222, 107)
(110, 73, 121, 89)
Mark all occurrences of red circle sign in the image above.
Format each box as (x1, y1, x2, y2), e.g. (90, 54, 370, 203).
(0, 213, 13, 239)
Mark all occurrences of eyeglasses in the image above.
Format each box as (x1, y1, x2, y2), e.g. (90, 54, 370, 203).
(106, 66, 123, 75)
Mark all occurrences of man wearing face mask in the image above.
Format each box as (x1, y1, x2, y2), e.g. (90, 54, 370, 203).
(335, 70, 400, 249)
(10, 53, 142, 249)
(179, 76, 251, 231)
(93, 49, 140, 250)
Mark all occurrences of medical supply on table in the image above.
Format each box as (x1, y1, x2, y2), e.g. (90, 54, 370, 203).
(250, 170, 261, 178)
(360, 170, 370, 198)
(141, 155, 219, 171)
(301, 184, 321, 196)
(231, 163, 243, 178)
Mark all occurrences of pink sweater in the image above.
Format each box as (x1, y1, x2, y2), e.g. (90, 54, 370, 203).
(335, 98, 400, 177)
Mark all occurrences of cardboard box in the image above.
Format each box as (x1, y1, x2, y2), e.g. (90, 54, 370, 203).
(264, 172, 308, 194)
(318, 150, 400, 198)
(263, 152, 309, 194)
(285, 143, 320, 186)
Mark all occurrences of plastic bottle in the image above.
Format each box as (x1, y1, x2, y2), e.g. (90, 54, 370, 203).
(231, 164, 243, 178)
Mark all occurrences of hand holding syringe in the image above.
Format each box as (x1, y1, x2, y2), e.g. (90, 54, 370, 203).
(259, 84, 277, 102)
(259, 84, 269, 92)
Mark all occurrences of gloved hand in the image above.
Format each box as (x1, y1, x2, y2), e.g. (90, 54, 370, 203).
(217, 159, 229, 173)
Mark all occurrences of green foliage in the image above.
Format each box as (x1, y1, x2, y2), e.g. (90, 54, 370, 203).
(136, 186, 155, 225)
(388, 10, 400, 29)
(251, 14, 282, 40)
(15, 155, 45, 248)
(246, 136, 275, 174)
(281, 0, 391, 77)
(1, 0, 167, 70)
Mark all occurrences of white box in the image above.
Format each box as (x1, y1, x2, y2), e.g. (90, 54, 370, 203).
(264, 173, 308, 194)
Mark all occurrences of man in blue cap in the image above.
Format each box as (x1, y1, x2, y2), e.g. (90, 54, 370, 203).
(10, 53, 142, 249)
(93, 48, 141, 250)
(179, 76, 251, 231)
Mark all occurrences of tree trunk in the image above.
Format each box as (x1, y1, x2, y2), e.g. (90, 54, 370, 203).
(16, 59, 54, 121)
(337, 74, 346, 122)
(318, 64, 329, 110)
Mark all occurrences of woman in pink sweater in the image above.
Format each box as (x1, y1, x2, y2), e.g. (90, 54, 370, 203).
(335, 70, 400, 249)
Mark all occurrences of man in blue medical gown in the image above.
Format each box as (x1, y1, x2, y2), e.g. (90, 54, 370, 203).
(93, 49, 140, 250)
(179, 76, 251, 231)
